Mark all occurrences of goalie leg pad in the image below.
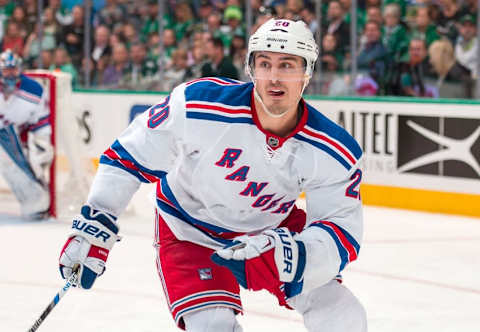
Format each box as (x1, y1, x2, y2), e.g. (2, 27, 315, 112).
(0, 129, 50, 217)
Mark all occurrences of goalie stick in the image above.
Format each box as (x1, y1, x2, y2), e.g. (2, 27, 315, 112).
(27, 271, 78, 332)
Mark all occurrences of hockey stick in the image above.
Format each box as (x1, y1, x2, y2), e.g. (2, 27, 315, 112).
(27, 271, 78, 332)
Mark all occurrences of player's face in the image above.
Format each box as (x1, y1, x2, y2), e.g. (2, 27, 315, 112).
(1, 67, 19, 79)
(253, 51, 306, 115)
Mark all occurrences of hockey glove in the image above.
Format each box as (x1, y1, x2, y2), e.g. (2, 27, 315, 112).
(211, 227, 306, 307)
(59, 205, 121, 289)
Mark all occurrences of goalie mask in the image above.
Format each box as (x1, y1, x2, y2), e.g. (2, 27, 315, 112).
(245, 19, 319, 118)
(0, 49, 22, 93)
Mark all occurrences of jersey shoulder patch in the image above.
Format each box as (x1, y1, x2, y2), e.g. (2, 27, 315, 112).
(295, 102, 362, 171)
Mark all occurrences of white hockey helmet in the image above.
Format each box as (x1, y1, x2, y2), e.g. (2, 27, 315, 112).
(246, 19, 319, 78)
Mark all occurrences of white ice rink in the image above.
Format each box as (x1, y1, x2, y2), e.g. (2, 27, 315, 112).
(1, 187, 479, 332)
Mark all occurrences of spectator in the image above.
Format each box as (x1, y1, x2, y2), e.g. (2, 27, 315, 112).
(195, 0, 214, 32)
(222, 5, 245, 50)
(300, 4, 319, 35)
(201, 37, 239, 79)
(429, 39, 473, 98)
(125, 41, 158, 87)
(285, 0, 304, 15)
(97, 0, 127, 31)
(229, 32, 247, 80)
(23, 0, 37, 32)
(324, 0, 350, 54)
(436, 0, 463, 43)
(162, 48, 193, 91)
(366, 6, 383, 26)
(397, 39, 434, 97)
(122, 23, 140, 48)
(321, 33, 343, 72)
(0, 0, 14, 42)
(2, 21, 24, 54)
(10, 7, 30, 39)
(382, 3, 409, 61)
(59, 5, 86, 67)
(101, 43, 130, 87)
(23, 23, 57, 67)
(140, 0, 173, 43)
(461, 0, 478, 18)
(411, 6, 440, 48)
(48, 0, 73, 26)
(92, 25, 112, 64)
(207, 11, 229, 46)
(49, 47, 78, 86)
(357, 21, 389, 79)
(42, 6, 61, 39)
(148, 29, 177, 70)
(190, 43, 207, 79)
(172, 2, 195, 44)
(40, 49, 53, 69)
(455, 14, 478, 78)
(341, 0, 366, 30)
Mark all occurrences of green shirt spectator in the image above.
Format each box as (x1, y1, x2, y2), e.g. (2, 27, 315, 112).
(49, 48, 78, 87)
(409, 6, 440, 48)
(383, 3, 409, 61)
(0, 0, 14, 40)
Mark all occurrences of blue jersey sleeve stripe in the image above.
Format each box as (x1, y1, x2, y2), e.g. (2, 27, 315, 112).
(294, 134, 352, 170)
(305, 103, 363, 160)
(99, 155, 153, 183)
(100, 140, 166, 183)
(309, 223, 351, 272)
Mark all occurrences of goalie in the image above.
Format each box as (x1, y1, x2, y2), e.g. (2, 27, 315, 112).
(0, 50, 53, 219)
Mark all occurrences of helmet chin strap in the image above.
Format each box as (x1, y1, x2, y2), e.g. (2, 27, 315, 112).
(251, 74, 310, 119)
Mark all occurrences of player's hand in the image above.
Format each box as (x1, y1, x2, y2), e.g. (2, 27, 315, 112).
(211, 228, 306, 306)
(59, 205, 121, 289)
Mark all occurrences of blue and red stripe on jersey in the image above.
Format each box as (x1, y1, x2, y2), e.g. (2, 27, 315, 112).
(295, 103, 362, 170)
(186, 100, 253, 124)
(156, 178, 246, 246)
(100, 140, 166, 183)
(309, 220, 360, 272)
(15, 89, 41, 104)
(29, 115, 50, 131)
(185, 77, 242, 87)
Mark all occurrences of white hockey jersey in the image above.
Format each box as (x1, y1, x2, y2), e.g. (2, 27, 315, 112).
(88, 77, 364, 292)
(0, 75, 48, 134)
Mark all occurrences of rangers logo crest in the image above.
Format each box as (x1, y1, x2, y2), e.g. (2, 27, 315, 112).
(198, 268, 212, 280)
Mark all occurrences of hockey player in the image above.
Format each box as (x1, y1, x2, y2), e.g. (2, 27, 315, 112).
(0, 49, 52, 219)
(59, 19, 367, 331)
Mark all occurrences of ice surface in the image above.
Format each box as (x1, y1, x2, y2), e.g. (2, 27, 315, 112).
(1, 187, 479, 331)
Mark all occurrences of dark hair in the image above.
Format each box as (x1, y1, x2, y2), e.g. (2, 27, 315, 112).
(210, 37, 224, 49)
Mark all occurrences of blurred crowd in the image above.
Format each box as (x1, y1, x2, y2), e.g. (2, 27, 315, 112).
(1, 0, 478, 98)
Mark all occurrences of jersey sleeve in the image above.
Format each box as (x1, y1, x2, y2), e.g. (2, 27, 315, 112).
(294, 158, 363, 294)
(86, 83, 186, 217)
(25, 79, 50, 136)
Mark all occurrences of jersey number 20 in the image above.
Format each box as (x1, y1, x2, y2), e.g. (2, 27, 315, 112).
(148, 96, 170, 128)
